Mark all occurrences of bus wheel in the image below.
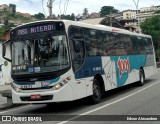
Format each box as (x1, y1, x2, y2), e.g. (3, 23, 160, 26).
(90, 78, 102, 104)
(139, 69, 145, 86)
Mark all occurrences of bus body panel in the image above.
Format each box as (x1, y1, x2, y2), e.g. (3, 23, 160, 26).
(5, 20, 157, 104)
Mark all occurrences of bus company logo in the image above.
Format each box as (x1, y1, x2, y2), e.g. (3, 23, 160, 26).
(117, 57, 130, 77)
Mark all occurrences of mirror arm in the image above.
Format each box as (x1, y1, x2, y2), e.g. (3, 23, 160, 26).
(3, 57, 12, 62)
(2, 40, 12, 62)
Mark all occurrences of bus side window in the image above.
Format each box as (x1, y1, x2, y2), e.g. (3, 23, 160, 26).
(106, 33, 116, 56)
(123, 35, 132, 55)
(102, 31, 112, 56)
(88, 30, 98, 56)
(84, 28, 91, 53)
(131, 36, 140, 54)
(69, 27, 85, 72)
(115, 33, 124, 56)
(84, 29, 103, 56)
(146, 38, 153, 54)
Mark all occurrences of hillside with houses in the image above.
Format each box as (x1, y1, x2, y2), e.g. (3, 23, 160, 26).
(0, 4, 35, 26)
(0, 3, 47, 41)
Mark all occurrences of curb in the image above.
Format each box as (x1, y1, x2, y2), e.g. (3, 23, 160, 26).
(0, 100, 21, 110)
(0, 90, 25, 110)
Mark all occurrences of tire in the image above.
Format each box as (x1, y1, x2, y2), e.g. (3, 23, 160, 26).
(138, 69, 145, 86)
(90, 78, 102, 104)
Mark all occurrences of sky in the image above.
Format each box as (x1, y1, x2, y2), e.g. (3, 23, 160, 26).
(0, 0, 160, 16)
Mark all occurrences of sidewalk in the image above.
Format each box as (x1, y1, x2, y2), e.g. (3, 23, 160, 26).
(0, 84, 12, 110)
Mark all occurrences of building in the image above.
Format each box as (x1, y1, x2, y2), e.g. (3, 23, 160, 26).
(123, 9, 136, 19)
(88, 12, 100, 19)
(16, 12, 32, 18)
(80, 5, 160, 33)
(9, 20, 22, 26)
(120, 5, 160, 31)
(0, 4, 9, 12)
(140, 5, 160, 13)
(0, 29, 12, 85)
(138, 5, 160, 23)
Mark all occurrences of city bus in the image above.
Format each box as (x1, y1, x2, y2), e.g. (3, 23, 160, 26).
(2, 20, 157, 104)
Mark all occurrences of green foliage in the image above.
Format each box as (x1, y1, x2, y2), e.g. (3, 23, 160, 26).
(0, 26, 5, 39)
(83, 8, 88, 15)
(0, 11, 32, 23)
(100, 6, 119, 17)
(83, 8, 88, 19)
(154, 10, 160, 14)
(9, 4, 16, 13)
(9, 13, 31, 23)
(33, 13, 45, 20)
(61, 13, 75, 21)
(70, 13, 75, 21)
(141, 15, 160, 56)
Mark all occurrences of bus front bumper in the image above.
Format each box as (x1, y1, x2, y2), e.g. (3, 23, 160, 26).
(12, 84, 74, 104)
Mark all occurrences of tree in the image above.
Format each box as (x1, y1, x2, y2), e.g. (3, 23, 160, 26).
(100, 6, 119, 17)
(4, 17, 9, 29)
(154, 10, 160, 14)
(0, 27, 5, 39)
(60, 13, 75, 21)
(83, 8, 88, 19)
(33, 13, 45, 20)
(62, 14, 71, 20)
(141, 15, 160, 57)
(9, 4, 16, 14)
(70, 13, 75, 21)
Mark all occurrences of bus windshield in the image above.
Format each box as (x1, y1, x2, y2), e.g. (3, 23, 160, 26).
(11, 34, 70, 75)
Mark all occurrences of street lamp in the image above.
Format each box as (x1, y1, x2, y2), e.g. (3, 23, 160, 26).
(132, 0, 141, 32)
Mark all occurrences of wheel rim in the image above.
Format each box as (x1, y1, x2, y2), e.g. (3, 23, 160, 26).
(93, 84, 100, 98)
(140, 73, 144, 83)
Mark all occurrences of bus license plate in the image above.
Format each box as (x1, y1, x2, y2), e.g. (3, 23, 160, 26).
(31, 94, 41, 100)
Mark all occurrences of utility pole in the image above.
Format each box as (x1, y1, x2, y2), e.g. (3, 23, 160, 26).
(47, 0, 53, 18)
(133, 0, 141, 32)
(109, 11, 112, 27)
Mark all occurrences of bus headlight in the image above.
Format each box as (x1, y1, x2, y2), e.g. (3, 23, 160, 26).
(52, 76, 71, 90)
(53, 80, 66, 90)
(11, 84, 22, 92)
(53, 83, 62, 90)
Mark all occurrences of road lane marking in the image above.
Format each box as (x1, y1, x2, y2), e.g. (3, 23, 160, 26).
(58, 80, 160, 124)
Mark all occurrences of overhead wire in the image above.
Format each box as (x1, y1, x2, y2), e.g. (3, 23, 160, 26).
(63, 0, 67, 15)
(59, 0, 64, 18)
(42, 0, 48, 17)
(64, 0, 70, 15)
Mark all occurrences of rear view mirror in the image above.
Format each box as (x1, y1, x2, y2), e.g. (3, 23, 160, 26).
(2, 40, 12, 62)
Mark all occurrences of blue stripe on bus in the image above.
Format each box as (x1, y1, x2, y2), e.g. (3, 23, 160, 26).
(49, 77, 60, 84)
(75, 57, 104, 79)
(75, 55, 146, 87)
(14, 81, 35, 85)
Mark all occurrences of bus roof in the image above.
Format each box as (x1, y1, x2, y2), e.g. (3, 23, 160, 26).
(12, 19, 151, 38)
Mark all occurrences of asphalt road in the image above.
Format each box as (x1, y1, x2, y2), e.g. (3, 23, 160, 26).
(1, 69, 160, 124)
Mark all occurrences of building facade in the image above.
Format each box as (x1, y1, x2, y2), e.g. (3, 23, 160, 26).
(0, 4, 9, 12)
(0, 29, 12, 85)
(140, 5, 160, 13)
(123, 10, 136, 19)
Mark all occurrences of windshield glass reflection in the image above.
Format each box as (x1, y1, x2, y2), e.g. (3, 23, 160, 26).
(12, 35, 69, 74)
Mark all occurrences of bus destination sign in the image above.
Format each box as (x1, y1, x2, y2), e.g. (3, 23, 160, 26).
(17, 24, 56, 36)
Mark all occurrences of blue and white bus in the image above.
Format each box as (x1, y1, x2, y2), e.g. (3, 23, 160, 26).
(3, 20, 157, 104)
